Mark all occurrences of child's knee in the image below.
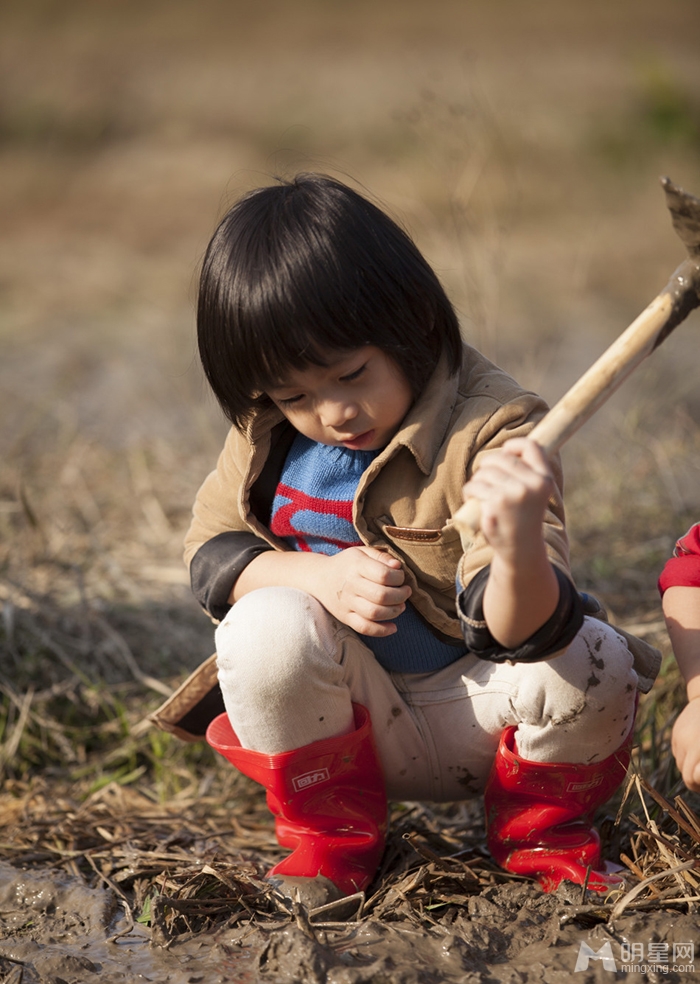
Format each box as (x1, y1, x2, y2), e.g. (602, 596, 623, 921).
(512, 616, 638, 762)
(532, 616, 638, 731)
(214, 586, 339, 697)
(572, 616, 638, 710)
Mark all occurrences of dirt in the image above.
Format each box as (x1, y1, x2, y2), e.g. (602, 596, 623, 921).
(1, 778, 699, 984)
(3, 1, 700, 981)
(1, 860, 698, 984)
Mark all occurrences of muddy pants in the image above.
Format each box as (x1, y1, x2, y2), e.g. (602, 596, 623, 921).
(214, 587, 639, 802)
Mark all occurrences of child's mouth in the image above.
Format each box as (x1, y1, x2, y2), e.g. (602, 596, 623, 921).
(342, 430, 374, 450)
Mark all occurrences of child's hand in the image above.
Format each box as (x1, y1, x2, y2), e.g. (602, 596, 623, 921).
(461, 437, 554, 565)
(662, 587, 700, 792)
(314, 546, 411, 637)
(672, 698, 700, 792)
(460, 438, 559, 648)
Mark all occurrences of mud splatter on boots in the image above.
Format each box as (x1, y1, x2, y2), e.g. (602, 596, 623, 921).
(206, 703, 387, 909)
(484, 724, 634, 893)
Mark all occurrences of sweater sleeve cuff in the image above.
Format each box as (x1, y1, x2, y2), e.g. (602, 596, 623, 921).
(189, 531, 275, 622)
(456, 564, 584, 663)
(658, 555, 700, 595)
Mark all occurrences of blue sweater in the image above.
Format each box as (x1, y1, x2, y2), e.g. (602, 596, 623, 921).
(270, 434, 466, 673)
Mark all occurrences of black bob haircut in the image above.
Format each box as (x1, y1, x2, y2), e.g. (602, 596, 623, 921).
(197, 173, 463, 430)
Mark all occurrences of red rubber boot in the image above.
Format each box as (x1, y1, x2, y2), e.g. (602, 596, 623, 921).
(206, 703, 387, 907)
(485, 725, 633, 893)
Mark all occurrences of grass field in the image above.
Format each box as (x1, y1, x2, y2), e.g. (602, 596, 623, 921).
(1, 1, 700, 978)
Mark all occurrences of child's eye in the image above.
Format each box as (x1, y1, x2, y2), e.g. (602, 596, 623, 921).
(277, 394, 304, 406)
(340, 364, 366, 383)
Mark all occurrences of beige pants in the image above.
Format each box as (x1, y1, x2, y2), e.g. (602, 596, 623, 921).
(215, 587, 639, 802)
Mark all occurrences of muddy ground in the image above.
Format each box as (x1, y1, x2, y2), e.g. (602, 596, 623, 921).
(2, 1, 700, 981)
(2, 860, 699, 984)
(2, 779, 700, 984)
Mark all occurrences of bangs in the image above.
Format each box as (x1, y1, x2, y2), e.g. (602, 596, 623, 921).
(229, 259, 373, 397)
(240, 332, 354, 396)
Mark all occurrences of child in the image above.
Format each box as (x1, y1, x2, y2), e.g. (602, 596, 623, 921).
(176, 173, 660, 907)
(659, 523, 700, 792)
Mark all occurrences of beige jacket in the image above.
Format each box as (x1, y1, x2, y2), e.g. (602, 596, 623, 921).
(184, 344, 571, 640)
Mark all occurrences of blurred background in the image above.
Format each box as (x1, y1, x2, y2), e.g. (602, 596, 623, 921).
(1, 1, 700, 771)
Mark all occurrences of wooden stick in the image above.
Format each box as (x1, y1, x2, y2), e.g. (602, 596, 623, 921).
(453, 256, 700, 536)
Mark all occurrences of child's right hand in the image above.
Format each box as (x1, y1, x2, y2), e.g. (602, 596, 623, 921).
(461, 437, 555, 565)
(314, 546, 412, 637)
(672, 698, 700, 792)
(459, 437, 560, 649)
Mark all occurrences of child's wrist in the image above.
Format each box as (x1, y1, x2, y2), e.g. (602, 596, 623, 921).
(489, 543, 552, 583)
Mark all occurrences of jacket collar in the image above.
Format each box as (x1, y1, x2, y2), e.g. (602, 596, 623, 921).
(381, 355, 460, 475)
(245, 403, 285, 446)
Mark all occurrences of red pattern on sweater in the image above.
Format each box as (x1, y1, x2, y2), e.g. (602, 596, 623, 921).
(270, 482, 362, 554)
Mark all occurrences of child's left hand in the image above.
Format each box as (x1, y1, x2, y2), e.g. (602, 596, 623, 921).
(672, 698, 700, 792)
(461, 437, 554, 565)
(662, 587, 700, 792)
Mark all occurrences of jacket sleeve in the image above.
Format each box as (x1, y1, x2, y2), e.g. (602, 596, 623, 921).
(456, 564, 584, 662)
(184, 426, 276, 621)
(189, 532, 274, 621)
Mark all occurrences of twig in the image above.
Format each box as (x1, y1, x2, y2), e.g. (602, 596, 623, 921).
(107, 898, 140, 944)
(676, 797, 700, 838)
(614, 770, 637, 825)
(628, 814, 698, 863)
(92, 614, 173, 697)
(0, 686, 34, 773)
(619, 853, 662, 897)
(24, 623, 89, 683)
(610, 860, 698, 918)
(637, 775, 700, 844)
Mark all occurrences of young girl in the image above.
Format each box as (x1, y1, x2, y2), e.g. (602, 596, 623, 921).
(174, 173, 659, 907)
(659, 523, 700, 792)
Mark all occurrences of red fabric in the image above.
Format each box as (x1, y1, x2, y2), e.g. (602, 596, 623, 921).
(658, 523, 700, 595)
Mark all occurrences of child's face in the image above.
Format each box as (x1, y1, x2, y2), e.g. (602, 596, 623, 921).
(265, 346, 413, 450)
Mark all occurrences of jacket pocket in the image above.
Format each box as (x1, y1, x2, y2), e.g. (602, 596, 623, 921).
(378, 519, 463, 592)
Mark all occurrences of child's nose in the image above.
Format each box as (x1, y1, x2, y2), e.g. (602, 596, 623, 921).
(318, 399, 358, 428)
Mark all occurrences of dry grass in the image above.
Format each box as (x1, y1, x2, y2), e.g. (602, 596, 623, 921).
(0, 780, 498, 943)
(2, 409, 700, 944)
(1, 736, 700, 947)
(2, 524, 700, 945)
(2, 0, 700, 965)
